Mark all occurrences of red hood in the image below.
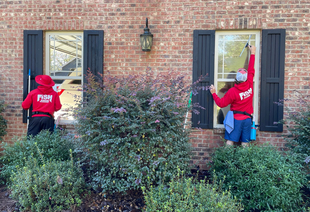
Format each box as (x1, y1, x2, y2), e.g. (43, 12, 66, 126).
(37, 86, 55, 94)
(234, 81, 250, 92)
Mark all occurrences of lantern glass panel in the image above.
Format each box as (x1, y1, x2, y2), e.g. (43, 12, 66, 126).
(140, 35, 153, 51)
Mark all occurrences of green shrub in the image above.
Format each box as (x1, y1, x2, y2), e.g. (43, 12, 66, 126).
(209, 144, 306, 211)
(74, 71, 194, 193)
(0, 100, 7, 141)
(282, 92, 310, 155)
(9, 148, 85, 212)
(142, 169, 243, 212)
(280, 92, 310, 188)
(0, 130, 75, 184)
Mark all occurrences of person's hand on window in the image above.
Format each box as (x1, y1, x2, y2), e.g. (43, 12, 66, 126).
(209, 84, 216, 94)
(249, 45, 256, 55)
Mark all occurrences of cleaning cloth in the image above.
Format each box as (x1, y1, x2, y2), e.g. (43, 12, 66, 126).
(224, 111, 234, 134)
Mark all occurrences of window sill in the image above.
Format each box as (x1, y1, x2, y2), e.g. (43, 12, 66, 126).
(56, 119, 76, 134)
(213, 128, 225, 134)
(213, 126, 260, 134)
(56, 119, 77, 126)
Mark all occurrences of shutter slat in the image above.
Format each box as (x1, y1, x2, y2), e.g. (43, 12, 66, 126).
(23, 30, 43, 123)
(266, 78, 280, 83)
(192, 30, 215, 129)
(260, 29, 285, 132)
(274, 83, 279, 125)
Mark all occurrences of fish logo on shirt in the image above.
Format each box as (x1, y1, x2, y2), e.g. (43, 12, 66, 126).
(239, 88, 252, 100)
(37, 94, 53, 103)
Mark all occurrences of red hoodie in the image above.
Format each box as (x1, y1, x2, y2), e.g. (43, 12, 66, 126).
(22, 86, 62, 118)
(212, 54, 255, 120)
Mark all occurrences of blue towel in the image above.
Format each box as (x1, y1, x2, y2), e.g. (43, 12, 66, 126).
(224, 111, 234, 134)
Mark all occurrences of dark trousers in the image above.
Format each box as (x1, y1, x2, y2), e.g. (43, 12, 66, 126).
(27, 116, 55, 137)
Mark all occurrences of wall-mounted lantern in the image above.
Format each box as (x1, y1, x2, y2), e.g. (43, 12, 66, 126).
(140, 18, 153, 52)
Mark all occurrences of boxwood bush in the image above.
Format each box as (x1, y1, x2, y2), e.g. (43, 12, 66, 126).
(0, 130, 75, 184)
(73, 71, 196, 193)
(10, 149, 85, 212)
(209, 144, 306, 211)
(142, 169, 243, 212)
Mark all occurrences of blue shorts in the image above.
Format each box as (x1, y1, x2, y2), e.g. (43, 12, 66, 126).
(224, 118, 251, 143)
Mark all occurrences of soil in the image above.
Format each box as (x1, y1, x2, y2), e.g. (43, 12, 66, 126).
(78, 189, 145, 212)
(0, 185, 17, 212)
(0, 185, 145, 212)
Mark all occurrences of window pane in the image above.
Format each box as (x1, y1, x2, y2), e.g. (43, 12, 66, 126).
(53, 78, 82, 121)
(49, 35, 82, 77)
(217, 34, 255, 80)
(47, 33, 83, 121)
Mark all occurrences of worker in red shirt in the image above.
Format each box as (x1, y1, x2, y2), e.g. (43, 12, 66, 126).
(210, 45, 256, 147)
(22, 75, 62, 137)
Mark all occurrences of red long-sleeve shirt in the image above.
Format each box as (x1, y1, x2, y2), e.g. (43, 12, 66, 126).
(212, 54, 255, 120)
(22, 86, 62, 118)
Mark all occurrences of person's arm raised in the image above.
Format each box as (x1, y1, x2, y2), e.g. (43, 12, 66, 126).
(247, 45, 256, 82)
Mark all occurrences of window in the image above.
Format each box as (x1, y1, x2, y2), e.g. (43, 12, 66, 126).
(45, 32, 83, 121)
(192, 29, 285, 132)
(23, 30, 104, 124)
(214, 31, 260, 128)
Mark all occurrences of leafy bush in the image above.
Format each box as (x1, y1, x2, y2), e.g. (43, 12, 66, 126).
(0, 100, 7, 140)
(142, 168, 243, 212)
(282, 92, 310, 154)
(280, 92, 310, 188)
(10, 147, 85, 212)
(74, 70, 194, 193)
(0, 130, 75, 184)
(209, 144, 306, 211)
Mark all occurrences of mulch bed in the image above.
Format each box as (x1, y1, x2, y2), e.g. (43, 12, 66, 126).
(0, 185, 17, 212)
(79, 168, 210, 212)
(0, 168, 210, 212)
(79, 189, 145, 212)
(0, 186, 145, 212)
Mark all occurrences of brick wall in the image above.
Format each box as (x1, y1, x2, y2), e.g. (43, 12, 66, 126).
(0, 0, 309, 169)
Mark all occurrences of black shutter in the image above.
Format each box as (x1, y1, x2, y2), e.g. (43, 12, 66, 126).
(23, 30, 43, 123)
(83, 30, 104, 86)
(260, 29, 285, 132)
(192, 30, 215, 129)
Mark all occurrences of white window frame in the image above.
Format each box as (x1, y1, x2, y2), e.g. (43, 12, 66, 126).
(45, 31, 84, 124)
(213, 30, 260, 128)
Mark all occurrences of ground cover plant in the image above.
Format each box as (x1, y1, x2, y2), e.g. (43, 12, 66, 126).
(142, 168, 243, 212)
(0, 130, 75, 184)
(209, 144, 306, 211)
(73, 70, 196, 194)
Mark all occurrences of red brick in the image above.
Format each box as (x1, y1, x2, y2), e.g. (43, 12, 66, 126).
(0, 1, 309, 169)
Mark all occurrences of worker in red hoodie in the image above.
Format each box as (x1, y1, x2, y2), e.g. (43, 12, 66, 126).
(22, 75, 62, 137)
(210, 45, 256, 146)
